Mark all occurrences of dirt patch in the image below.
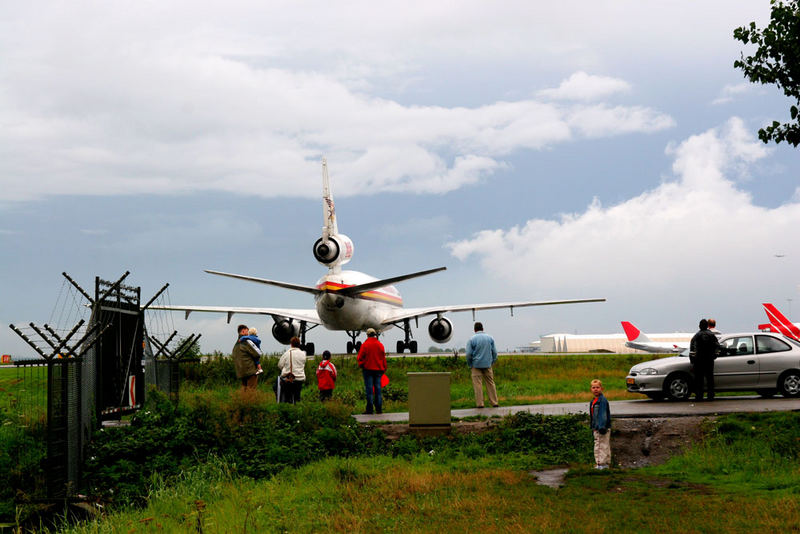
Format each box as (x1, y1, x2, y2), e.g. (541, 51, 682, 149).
(611, 416, 711, 468)
(374, 416, 711, 469)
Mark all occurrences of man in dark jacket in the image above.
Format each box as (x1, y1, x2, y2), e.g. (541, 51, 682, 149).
(232, 324, 261, 390)
(357, 328, 387, 414)
(690, 318, 720, 401)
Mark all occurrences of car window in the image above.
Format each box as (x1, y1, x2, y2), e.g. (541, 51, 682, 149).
(720, 336, 754, 356)
(756, 335, 792, 354)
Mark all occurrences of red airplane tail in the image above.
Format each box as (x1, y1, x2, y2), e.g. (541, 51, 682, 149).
(621, 321, 641, 342)
(762, 303, 800, 341)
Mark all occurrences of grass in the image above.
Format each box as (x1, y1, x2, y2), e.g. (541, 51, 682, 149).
(59, 412, 800, 533)
(6, 354, 799, 532)
(180, 352, 649, 413)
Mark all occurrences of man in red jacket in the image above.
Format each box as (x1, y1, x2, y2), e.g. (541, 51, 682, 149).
(357, 328, 387, 414)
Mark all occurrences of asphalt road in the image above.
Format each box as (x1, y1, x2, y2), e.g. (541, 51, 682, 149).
(352, 396, 800, 423)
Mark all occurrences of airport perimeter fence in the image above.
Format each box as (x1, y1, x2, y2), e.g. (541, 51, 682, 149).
(1, 358, 85, 499)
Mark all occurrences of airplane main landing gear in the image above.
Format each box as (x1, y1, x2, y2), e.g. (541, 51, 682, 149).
(395, 319, 418, 353)
(298, 321, 316, 356)
(396, 340, 418, 354)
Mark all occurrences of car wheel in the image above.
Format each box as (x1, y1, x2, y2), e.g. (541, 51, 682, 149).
(756, 388, 777, 398)
(663, 373, 692, 401)
(778, 370, 800, 398)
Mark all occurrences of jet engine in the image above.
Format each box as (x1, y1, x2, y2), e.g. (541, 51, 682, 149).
(428, 317, 454, 343)
(272, 318, 300, 345)
(313, 234, 354, 267)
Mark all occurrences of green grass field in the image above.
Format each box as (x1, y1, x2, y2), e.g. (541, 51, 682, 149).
(4, 354, 799, 533)
(181, 352, 652, 412)
(60, 412, 800, 533)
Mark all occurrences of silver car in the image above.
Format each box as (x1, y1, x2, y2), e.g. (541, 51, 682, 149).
(626, 332, 800, 400)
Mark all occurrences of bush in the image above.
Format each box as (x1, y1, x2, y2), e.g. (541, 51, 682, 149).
(82, 389, 380, 508)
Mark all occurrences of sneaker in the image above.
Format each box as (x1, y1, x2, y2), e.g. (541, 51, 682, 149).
(491, 404, 499, 408)
(476, 405, 485, 409)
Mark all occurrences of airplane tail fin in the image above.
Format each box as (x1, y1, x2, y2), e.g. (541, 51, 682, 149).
(621, 321, 652, 342)
(763, 303, 800, 340)
(313, 158, 353, 271)
(321, 157, 338, 239)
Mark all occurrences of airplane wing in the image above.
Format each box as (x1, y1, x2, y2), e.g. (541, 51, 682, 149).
(148, 304, 321, 325)
(204, 270, 321, 295)
(381, 298, 606, 325)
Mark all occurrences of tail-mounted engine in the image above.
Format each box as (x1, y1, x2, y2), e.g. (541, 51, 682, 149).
(428, 317, 454, 343)
(272, 317, 300, 345)
(313, 234, 354, 267)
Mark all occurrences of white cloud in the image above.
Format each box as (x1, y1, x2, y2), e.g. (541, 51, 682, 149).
(712, 83, 754, 105)
(537, 72, 631, 101)
(6, 1, 762, 203)
(0, 60, 673, 201)
(447, 118, 800, 330)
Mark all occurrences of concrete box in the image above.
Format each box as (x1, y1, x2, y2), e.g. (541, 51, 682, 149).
(407, 372, 451, 427)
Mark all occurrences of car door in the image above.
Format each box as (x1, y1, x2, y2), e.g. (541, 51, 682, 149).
(715, 335, 759, 389)
(755, 334, 794, 387)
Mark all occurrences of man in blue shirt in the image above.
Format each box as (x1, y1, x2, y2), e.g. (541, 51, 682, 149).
(465, 322, 499, 408)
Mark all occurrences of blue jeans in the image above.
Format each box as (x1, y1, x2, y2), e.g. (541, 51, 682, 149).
(362, 369, 383, 413)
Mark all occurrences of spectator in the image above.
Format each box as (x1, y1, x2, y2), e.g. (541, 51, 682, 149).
(316, 350, 337, 401)
(232, 324, 260, 391)
(465, 322, 499, 408)
(277, 337, 307, 403)
(589, 379, 612, 469)
(357, 328, 387, 414)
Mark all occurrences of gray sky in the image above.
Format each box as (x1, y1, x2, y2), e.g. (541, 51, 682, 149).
(2, 1, 799, 356)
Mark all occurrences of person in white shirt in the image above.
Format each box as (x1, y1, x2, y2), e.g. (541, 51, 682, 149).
(277, 337, 307, 403)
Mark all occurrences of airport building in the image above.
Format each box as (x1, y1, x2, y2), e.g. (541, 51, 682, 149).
(536, 333, 693, 353)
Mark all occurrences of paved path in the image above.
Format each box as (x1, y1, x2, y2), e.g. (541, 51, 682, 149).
(352, 396, 800, 424)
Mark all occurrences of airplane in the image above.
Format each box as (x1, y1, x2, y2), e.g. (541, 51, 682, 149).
(621, 321, 689, 354)
(151, 159, 606, 355)
(758, 303, 800, 341)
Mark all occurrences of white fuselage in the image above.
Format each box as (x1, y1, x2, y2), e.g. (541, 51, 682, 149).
(314, 270, 402, 332)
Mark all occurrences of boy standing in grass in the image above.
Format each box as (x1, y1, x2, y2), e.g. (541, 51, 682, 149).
(589, 379, 611, 469)
(316, 350, 337, 401)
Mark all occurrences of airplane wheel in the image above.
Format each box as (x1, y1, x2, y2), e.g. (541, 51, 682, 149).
(355, 341, 362, 353)
(305, 342, 315, 356)
(409, 341, 418, 354)
(346, 341, 354, 354)
(396, 340, 405, 353)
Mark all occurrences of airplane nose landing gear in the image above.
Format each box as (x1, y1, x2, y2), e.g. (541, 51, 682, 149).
(346, 332, 362, 354)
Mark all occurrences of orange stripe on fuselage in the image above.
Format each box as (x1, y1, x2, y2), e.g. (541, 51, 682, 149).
(316, 281, 403, 307)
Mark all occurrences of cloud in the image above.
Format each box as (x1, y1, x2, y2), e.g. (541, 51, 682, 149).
(0, 64, 673, 201)
(447, 118, 800, 328)
(537, 72, 631, 101)
(0, 2, 693, 204)
(711, 83, 754, 105)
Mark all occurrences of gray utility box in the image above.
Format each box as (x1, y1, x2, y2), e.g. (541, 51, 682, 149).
(407, 372, 451, 427)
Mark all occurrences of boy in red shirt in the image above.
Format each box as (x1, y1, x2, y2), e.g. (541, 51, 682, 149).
(316, 350, 337, 401)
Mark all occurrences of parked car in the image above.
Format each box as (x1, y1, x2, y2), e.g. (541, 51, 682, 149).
(626, 332, 800, 400)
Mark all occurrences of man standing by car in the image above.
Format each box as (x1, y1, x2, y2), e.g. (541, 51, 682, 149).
(708, 318, 721, 337)
(690, 318, 720, 401)
(466, 322, 499, 408)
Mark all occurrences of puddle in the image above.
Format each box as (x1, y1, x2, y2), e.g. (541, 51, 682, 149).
(530, 467, 568, 488)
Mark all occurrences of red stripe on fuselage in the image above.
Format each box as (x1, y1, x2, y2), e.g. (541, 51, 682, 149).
(316, 281, 403, 307)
